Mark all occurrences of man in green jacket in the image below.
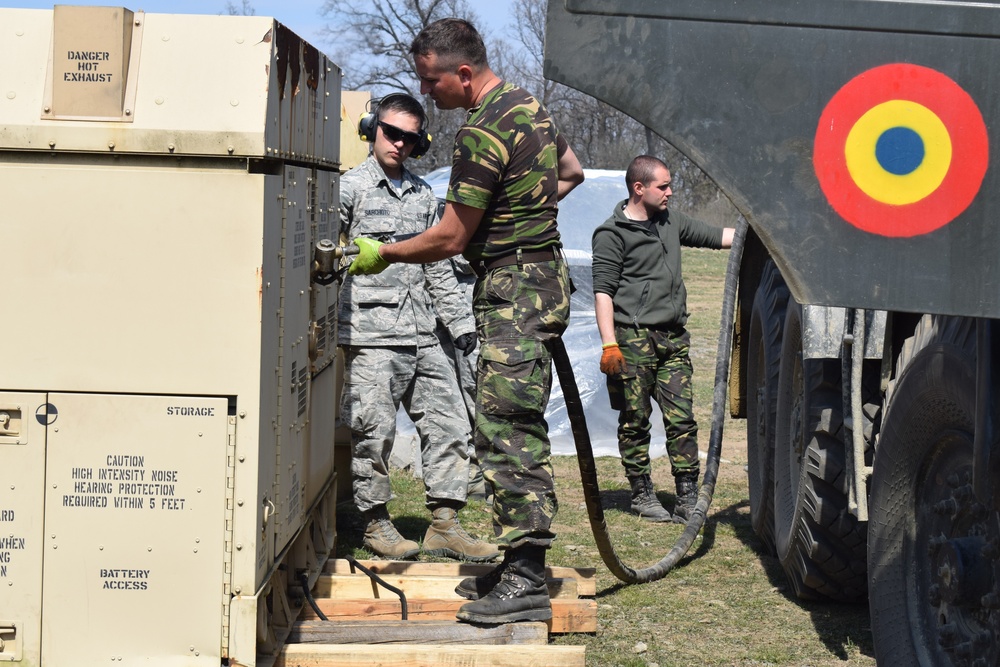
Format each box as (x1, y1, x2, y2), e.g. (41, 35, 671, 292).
(592, 155, 734, 523)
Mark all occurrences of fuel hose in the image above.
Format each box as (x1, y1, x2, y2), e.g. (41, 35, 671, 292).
(552, 216, 748, 583)
(326, 218, 748, 582)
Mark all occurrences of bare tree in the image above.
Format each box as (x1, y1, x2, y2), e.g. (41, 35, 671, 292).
(224, 0, 256, 16)
(490, 0, 730, 216)
(317, 0, 732, 218)
(320, 0, 482, 170)
(488, 0, 654, 169)
(489, 0, 557, 106)
(321, 0, 477, 91)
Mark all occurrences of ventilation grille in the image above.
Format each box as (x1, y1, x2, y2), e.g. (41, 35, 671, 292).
(317, 315, 328, 354)
(298, 365, 308, 417)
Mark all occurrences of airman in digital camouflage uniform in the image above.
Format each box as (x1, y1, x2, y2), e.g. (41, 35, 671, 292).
(348, 19, 584, 623)
(592, 155, 734, 523)
(339, 92, 498, 563)
(435, 255, 490, 502)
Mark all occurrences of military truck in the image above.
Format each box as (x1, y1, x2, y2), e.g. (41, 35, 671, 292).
(545, 2, 1000, 665)
(1, 6, 342, 665)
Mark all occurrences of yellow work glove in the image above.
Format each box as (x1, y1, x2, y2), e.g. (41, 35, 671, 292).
(348, 237, 390, 275)
(599, 343, 626, 375)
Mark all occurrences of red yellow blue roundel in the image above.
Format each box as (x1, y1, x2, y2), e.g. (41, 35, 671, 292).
(813, 64, 988, 237)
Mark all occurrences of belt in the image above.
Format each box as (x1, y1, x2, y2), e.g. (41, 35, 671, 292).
(472, 246, 560, 277)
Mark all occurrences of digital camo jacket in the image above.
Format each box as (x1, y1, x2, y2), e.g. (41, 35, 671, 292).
(338, 155, 474, 347)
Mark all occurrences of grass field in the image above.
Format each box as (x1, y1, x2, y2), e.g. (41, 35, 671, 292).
(337, 248, 877, 666)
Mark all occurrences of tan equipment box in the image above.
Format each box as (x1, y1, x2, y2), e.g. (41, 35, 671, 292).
(340, 90, 372, 172)
(0, 6, 342, 666)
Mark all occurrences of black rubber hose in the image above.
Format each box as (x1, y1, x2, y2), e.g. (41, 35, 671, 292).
(298, 571, 329, 621)
(345, 555, 409, 620)
(553, 216, 748, 583)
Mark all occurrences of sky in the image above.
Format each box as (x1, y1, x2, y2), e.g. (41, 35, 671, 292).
(4, 1, 516, 50)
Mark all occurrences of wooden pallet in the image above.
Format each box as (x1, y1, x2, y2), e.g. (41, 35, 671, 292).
(278, 559, 596, 666)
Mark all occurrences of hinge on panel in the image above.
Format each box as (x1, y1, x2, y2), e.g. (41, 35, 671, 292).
(221, 415, 238, 658)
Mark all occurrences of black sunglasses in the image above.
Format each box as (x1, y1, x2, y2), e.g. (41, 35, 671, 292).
(378, 121, 421, 146)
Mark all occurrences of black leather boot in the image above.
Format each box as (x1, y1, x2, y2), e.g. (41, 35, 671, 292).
(628, 474, 674, 522)
(455, 548, 512, 600)
(456, 545, 552, 623)
(673, 470, 700, 523)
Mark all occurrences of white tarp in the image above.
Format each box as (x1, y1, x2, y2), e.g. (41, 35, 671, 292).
(392, 169, 668, 459)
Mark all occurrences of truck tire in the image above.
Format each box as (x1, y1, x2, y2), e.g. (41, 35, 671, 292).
(772, 299, 869, 601)
(746, 260, 790, 554)
(869, 315, 999, 666)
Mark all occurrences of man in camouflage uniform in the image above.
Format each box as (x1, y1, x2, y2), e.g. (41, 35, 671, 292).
(592, 155, 734, 523)
(339, 92, 498, 562)
(348, 19, 584, 623)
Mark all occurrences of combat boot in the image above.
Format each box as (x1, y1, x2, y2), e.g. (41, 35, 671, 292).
(628, 474, 674, 522)
(456, 545, 552, 623)
(455, 549, 512, 600)
(673, 470, 700, 523)
(362, 505, 419, 560)
(423, 506, 500, 562)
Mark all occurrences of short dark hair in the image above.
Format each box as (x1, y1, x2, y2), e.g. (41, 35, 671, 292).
(626, 155, 669, 189)
(410, 18, 488, 70)
(377, 92, 426, 129)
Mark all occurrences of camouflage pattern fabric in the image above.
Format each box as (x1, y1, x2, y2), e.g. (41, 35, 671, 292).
(337, 155, 474, 514)
(436, 256, 478, 426)
(473, 259, 571, 548)
(435, 258, 482, 488)
(339, 155, 474, 347)
(615, 326, 700, 477)
(340, 344, 471, 512)
(447, 82, 566, 262)
(436, 322, 484, 493)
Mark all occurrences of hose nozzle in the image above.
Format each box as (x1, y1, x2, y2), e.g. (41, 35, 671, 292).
(312, 239, 359, 285)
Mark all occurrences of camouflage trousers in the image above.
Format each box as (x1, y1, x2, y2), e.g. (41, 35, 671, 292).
(615, 326, 700, 478)
(473, 258, 571, 549)
(436, 323, 478, 431)
(436, 322, 482, 486)
(339, 344, 471, 512)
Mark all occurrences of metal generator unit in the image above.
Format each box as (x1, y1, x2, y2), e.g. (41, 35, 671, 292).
(0, 6, 342, 665)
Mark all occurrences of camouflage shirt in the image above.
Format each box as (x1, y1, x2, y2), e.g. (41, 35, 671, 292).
(446, 81, 566, 262)
(338, 155, 474, 346)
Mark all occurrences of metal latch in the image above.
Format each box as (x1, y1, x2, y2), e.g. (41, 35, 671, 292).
(0, 621, 22, 661)
(0, 407, 22, 441)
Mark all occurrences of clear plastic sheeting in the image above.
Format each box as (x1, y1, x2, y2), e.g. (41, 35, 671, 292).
(393, 169, 667, 460)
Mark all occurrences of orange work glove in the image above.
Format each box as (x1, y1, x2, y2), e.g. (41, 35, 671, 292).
(599, 343, 626, 375)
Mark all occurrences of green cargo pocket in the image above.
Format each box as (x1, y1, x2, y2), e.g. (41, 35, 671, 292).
(477, 338, 550, 416)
